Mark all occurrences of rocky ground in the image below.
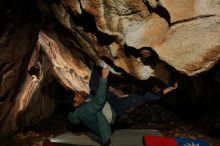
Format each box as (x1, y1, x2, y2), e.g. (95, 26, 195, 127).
(1, 102, 220, 146)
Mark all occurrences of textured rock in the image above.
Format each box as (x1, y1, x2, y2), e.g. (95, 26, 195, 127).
(159, 0, 197, 22)
(159, 0, 220, 22)
(0, 0, 220, 140)
(0, 0, 48, 139)
(48, 0, 155, 80)
(154, 16, 220, 75)
(39, 32, 91, 93)
(0, 44, 54, 139)
(80, 0, 150, 38)
(50, 0, 220, 76)
(125, 13, 169, 49)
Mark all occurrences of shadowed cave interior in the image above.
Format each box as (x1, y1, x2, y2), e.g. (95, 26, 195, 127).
(1, 0, 220, 145)
(19, 63, 220, 145)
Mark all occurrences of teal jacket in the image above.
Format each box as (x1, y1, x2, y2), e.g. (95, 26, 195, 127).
(68, 78, 111, 143)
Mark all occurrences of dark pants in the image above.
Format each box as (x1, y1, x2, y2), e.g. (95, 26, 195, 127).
(90, 69, 163, 117)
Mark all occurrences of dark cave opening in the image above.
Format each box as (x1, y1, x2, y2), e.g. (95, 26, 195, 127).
(160, 61, 220, 137)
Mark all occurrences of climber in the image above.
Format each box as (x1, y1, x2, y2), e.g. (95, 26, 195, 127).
(68, 67, 178, 145)
(68, 67, 112, 146)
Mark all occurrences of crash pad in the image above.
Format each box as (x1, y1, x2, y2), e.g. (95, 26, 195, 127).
(50, 129, 162, 146)
(50, 132, 99, 146)
(111, 129, 162, 146)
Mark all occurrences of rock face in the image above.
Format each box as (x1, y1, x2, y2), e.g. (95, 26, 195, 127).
(0, 0, 220, 139)
(53, 0, 220, 76)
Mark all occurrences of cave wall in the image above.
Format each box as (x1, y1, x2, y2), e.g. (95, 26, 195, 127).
(47, 0, 220, 76)
(0, 0, 220, 139)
